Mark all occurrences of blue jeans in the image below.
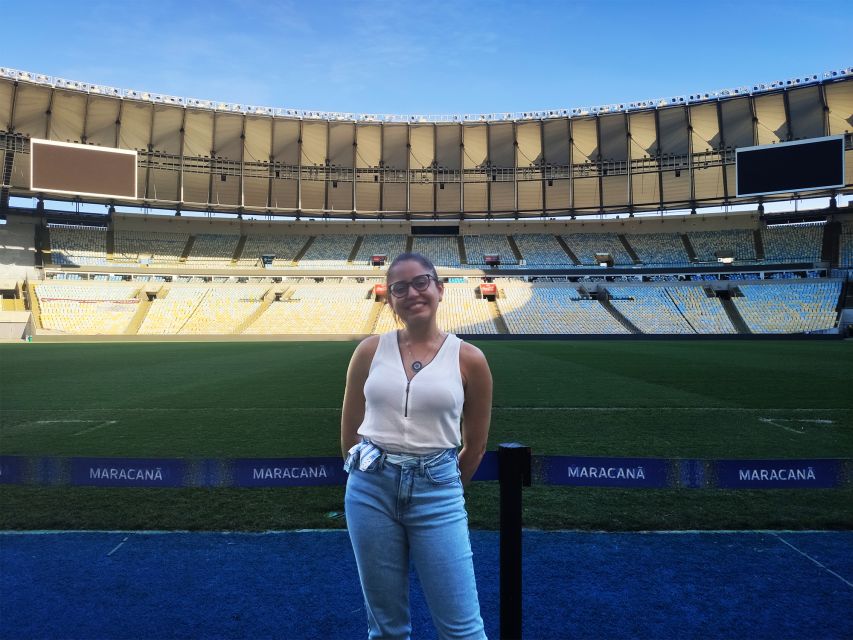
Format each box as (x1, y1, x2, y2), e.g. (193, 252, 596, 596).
(345, 446, 487, 640)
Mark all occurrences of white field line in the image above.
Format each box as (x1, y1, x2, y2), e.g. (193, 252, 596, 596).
(106, 536, 129, 557)
(759, 417, 836, 434)
(770, 532, 853, 589)
(72, 420, 118, 436)
(31, 419, 118, 436)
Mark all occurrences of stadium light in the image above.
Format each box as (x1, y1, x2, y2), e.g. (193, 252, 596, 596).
(2, 64, 846, 124)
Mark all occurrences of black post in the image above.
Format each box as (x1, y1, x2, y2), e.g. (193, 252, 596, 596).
(498, 442, 531, 640)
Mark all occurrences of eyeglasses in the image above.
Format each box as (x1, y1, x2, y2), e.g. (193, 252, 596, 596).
(388, 274, 436, 298)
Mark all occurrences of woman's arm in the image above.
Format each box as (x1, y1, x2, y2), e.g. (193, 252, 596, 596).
(341, 336, 379, 459)
(459, 342, 493, 486)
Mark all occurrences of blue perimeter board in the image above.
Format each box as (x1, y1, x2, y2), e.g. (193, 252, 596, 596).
(1, 530, 851, 639)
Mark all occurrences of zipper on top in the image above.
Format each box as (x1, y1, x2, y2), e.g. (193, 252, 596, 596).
(404, 380, 411, 418)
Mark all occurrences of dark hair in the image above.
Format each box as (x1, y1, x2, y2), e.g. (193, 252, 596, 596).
(386, 252, 438, 282)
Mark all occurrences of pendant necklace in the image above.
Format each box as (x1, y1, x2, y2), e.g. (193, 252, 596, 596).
(404, 332, 443, 373)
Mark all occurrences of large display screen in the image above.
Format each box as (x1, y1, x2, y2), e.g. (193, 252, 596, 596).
(736, 135, 844, 198)
(30, 139, 137, 199)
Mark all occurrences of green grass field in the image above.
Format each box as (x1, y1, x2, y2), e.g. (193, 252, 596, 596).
(1, 340, 851, 531)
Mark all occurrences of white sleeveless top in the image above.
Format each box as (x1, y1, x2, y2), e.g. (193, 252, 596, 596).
(357, 330, 465, 454)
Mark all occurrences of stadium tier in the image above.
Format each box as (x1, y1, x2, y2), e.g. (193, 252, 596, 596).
(236, 234, 310, 268)
(608, 286, 693, 334)
(623, 232, 690, 266)
(732, 282, 842, 334)
(687, 229, 757, 262)
(34, 218, 843, 270)
(185, 234, 241, 268)
(353, 234, 408, 267)
(48, 224, 108, 266)
(113, 230, 189, 265)
(2, 202, 849, 338)
(411, 236, 463, 268)
(562, 233, 634, 266)
(512, 234, 574, 266)
(463, 235, 518, 267)
(17, 271, 848, 336)
(760, 223, 823, 263)
(497, 283, 628, 334)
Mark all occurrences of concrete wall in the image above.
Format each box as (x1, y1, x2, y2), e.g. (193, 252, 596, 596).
(0, 214, 38, 280)
(0, 311, 33, 339)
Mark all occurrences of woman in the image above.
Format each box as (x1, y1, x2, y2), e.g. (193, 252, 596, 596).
(341, 252, 493, 640)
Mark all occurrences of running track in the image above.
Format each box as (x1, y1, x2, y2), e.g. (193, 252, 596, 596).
(2, 530, 851, 639)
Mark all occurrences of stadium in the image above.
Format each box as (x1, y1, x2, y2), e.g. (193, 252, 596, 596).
(1, 47, 852, 639)
(0, 67, 852, 340)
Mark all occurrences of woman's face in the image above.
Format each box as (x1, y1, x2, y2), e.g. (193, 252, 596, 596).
(387, 260, 443, 328)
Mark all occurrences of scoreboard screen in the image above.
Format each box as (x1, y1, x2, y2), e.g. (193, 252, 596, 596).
(736, 135, 844, 198)
(30, 139, 137, 200)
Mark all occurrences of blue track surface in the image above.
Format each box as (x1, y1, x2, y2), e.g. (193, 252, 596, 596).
(2, 530, 851, 639)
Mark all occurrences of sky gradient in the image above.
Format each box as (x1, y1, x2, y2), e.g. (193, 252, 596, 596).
(2, 0, 851, 117)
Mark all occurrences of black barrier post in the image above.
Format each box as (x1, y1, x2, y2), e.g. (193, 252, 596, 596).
(498, 442, 531, 640)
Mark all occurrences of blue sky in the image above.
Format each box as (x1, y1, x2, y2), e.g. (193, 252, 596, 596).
(2, 0, 851, 116)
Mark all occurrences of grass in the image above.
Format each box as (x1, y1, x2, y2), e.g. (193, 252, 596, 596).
(1, 340, 851, 531)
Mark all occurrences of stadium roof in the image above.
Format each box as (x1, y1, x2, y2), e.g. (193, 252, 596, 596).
(1, 67, 851, 220)
(2, 66, 850, 123)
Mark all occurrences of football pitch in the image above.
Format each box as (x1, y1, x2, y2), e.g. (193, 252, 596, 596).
(1, 339, 851, 531)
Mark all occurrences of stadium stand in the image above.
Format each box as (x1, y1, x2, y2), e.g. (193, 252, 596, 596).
(138, 287, 209, 334)
(760, 223, 823, 263)
(624, 233, 690, 266)
(512, 234, 574, 266)
(437, 285, 499, 333)
(411, 236, 462, 267)
(667, 287, 737, 334)
(243, 284, 373, 334)
(496, 281, 629, 334)
(352, 234, 408, 267)
(688, 229, 756, 262)
(179, 285, 268, 334)
(732, 282, 842, 333)
(562, 233, 633, 265)
(20, 273, 847, 337)
(1, 67, 849, 342)
(297, 235, 359, 268)
(238, 234, 309, 268)
(185, 234, 241, 268)
(48, 225, 108, 266)
(372, 302, 402, 334)
(463, 235, 518, 266)
(33, 223, 837, 274)
(113, 230, 189, 265)
(608, 286, 694, 334)
(35, 283, 139, 334)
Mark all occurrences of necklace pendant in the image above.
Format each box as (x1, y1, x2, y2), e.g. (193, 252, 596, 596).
(411, 360, 423, 372)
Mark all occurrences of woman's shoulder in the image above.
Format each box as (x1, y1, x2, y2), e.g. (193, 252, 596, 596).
(458, 341, 491, 388)
(355, 333, 382, 356)
(459, 340, 489, 370)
